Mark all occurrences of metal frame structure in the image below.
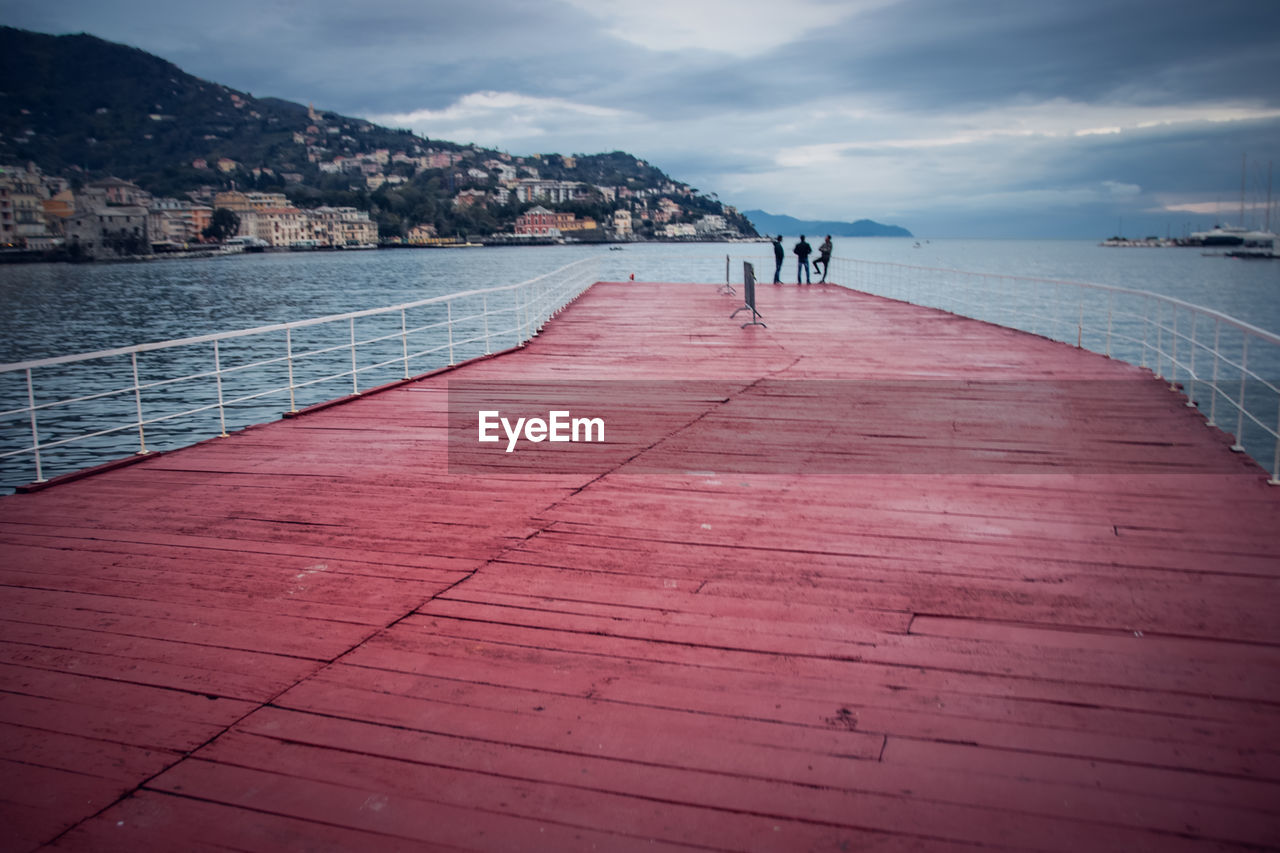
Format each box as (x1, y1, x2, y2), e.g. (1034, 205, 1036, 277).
(790, 254, 1280, 484)
(729, 261, 766, 328)
(0, 258, 599, 485)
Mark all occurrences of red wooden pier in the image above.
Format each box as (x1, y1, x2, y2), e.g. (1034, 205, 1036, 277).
(1, 281, 1278, 851)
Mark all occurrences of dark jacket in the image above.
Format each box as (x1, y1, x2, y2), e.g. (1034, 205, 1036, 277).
(772, 239, 785, 261)
(794, 240, 812, 259)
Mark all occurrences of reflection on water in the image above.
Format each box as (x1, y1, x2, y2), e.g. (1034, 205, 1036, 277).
(1, 240, 1277, 489)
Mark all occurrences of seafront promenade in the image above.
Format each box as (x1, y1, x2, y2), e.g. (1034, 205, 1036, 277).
(1, 280, 1277, 850)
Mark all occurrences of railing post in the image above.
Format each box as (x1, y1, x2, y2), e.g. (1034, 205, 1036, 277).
(285, 327, 297, 413)
(400, 308, 410, 380)
(447, 301, 456, 365)
(24, 368, 45, 483)
(350, 317, 359, 394)
(1105, 292, 1114, 358)
(1207, 318, 1221, 426)
(1156, 301, 1165, 375)
(131, 352, 148, 455)
(1231, 335, 1248, 453)
(1140, 295, 1151, 368)
(519, 284, 530, 342)
(1271, 405, 1280, 485)
(1186, 312, 1198, 407)
(1076, 294, 1083, 349)
(529, 282, 538, 335)
(213, 340, 228, 437)
(482, 293, 491, 355)
(1169, 307, 1179, 391)
(536, 279, 547, 332)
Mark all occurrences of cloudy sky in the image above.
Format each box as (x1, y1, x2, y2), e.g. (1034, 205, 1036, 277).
(5, 0, 1280, 238)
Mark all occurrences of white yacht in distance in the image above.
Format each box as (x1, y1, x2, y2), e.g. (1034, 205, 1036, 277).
(1189, 224, 1249, 246)
(220, 236, 269, 253)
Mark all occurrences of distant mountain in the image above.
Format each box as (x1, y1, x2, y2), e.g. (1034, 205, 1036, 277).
(0, 26, 757, 240)
(745, 210, 912, 238)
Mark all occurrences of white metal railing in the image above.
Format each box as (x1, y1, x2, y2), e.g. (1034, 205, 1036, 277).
(734, 253, 1279, 483)
(0, 257, 599, 487)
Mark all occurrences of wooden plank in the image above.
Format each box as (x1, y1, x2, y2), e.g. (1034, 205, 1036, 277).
(147, 758, 715, 852)
(49, 790, 462, 853)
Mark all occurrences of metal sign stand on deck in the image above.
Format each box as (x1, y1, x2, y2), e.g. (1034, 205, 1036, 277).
(730, 261, 766, 328)
(718, 254, 736, 295)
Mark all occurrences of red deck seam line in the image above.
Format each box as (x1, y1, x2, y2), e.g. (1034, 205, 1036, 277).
(143, 758, 915, 852)
(13, 450, 163, 494)
(906, 612, 1280, 649)
(298, 663, 871, 732)
(34, 652, 338, 850)
(210, 706, 875, 782)
(878, 733, 1280, 783)
(123, 788, 475, 851)
(401, 610, 876, 658)
(31, 507, 568, 844)
(30, 557, 486, 848)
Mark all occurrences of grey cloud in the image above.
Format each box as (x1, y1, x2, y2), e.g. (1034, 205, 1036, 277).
(789, 0, 1280, 110)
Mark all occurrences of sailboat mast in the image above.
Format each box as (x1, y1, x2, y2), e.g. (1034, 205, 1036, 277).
(1239, 153, 1247, 228)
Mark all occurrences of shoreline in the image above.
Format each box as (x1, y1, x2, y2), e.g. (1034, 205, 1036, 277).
(0, 236, 772, 266)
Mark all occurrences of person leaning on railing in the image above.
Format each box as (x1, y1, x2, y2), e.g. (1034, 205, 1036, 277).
(815, 235, 832, 282)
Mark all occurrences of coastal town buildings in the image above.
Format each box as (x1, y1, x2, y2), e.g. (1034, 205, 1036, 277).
(406, 224, 438, 244)
(0, 170, 381, 256)
(148, 198, 213, 245)
(513, 205, 597, 237)
(3, 133, 747, 256)
(309, 206, 378, 247)
(0, 164, 56, 250)
(512, 180, 588, 205)
(612, 209, 633, 238)
(66, 205, 149, 259)
(453, 189, 487, 209)
(42, 189, 76, 239)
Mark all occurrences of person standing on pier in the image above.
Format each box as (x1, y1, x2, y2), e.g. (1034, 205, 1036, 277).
(771, 235, 785, 283)
(815, 235, 833, 282)
(794, 235, 812, 284)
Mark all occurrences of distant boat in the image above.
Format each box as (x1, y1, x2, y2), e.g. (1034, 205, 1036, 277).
(221, 236, 268, 253)
(1189, 224, 1249, 246)
(1225, 230, 1278, 259)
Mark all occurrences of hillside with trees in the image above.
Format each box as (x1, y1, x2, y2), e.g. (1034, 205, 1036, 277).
(0, 26, 757, 241)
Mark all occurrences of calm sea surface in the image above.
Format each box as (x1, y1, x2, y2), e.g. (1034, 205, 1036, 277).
(1, 239, 1277, 488)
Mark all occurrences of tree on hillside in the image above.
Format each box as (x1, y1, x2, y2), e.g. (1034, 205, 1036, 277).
(203, 207, 240, 242)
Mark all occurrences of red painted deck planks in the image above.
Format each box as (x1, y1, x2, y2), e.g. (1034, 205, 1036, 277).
(1, 280, 1277, 851)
